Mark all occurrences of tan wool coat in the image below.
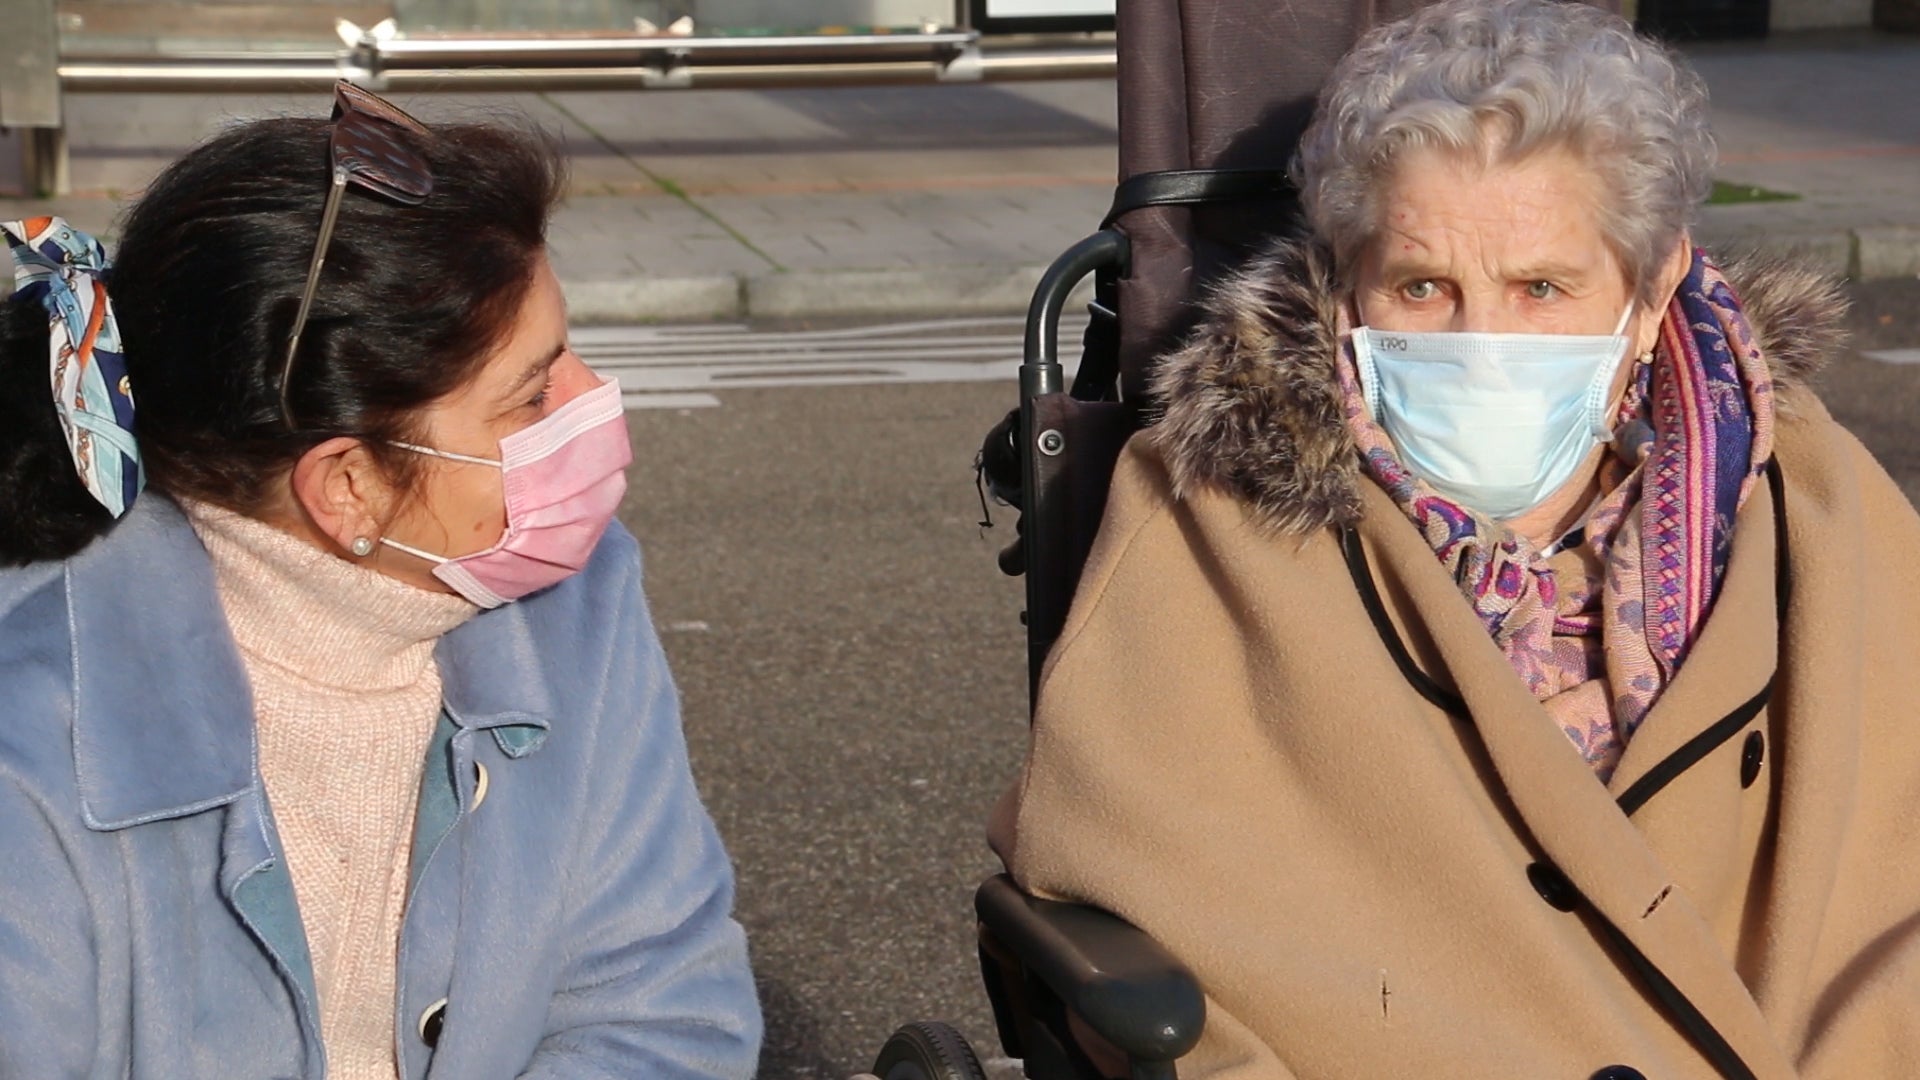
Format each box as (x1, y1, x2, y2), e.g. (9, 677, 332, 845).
(990, 240, 1920, 1080)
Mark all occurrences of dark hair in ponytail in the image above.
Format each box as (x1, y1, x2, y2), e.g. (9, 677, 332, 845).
(0, 296, 113, 563)
(0, 112, 566, 566)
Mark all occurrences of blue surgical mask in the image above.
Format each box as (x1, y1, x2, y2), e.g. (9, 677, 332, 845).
(1351, 304, 1636, 521)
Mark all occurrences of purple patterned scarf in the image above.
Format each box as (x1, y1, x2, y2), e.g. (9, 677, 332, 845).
(1338, 251, 1776, 780)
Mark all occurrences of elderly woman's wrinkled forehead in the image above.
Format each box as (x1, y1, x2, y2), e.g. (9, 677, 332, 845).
(1292, 0, 1715, 301)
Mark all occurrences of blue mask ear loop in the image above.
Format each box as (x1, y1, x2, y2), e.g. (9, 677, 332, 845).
(1583, 300, 1641, 440)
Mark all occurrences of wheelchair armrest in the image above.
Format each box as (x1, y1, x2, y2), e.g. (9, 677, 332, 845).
(975, 874, 1205, 1066)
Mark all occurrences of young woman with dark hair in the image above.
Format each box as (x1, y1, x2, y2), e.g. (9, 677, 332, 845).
(0, 87, 760, 1079)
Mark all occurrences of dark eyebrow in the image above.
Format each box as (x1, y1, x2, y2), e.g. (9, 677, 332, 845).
(501, 341, 567, 400)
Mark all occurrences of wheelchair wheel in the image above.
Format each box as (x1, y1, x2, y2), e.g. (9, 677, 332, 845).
(872, 1020, 990, 1080)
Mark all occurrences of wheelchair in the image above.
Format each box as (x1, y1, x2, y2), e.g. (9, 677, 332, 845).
(863, 2, 1442, 1077)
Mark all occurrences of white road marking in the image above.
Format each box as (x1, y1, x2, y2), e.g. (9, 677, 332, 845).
(1864, 348, 1920, 365)
(581, 315, 1093, 408)
(623, 391, 723, 410)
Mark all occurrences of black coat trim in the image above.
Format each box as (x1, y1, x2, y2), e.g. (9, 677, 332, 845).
(1338, 526, 1468, 720)
(1614, 683, 1771, 817)
(1593, 919, 1760, 1080)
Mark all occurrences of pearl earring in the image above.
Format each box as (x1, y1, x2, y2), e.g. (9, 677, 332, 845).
(350, 537, 375, 557)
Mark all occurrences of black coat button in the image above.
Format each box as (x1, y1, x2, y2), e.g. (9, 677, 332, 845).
(1741, 730, 1765, 788)
(418, 998, 447, 1047)
(1526, 862, 1581, 912)
(1590, 1067, 1647, 1080)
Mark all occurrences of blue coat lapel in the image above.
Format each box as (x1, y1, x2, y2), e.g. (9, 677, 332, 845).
(64, 495, 254, 830)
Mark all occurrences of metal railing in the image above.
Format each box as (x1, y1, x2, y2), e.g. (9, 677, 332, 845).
(0, 2, 1115, 196)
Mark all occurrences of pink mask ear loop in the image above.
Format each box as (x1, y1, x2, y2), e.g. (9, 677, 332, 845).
(376, 440, 505, 565)
(389, 441, 504, 468)
(378, 534, 449, 565)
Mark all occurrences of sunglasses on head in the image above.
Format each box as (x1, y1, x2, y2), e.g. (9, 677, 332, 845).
(279, 80, 435, 427)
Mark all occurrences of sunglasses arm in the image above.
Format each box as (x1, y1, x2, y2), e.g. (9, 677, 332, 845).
(279, 166, 351, 424)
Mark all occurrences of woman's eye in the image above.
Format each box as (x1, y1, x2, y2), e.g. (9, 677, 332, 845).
(1403, 280, 1437, 301)
(1526, 280, 1556, 300)
(527, 381, 552, 409)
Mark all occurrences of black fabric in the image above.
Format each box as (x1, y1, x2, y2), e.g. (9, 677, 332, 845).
(1101, 168, 1297, 230)
(1112, 0, 1439, 396)
(1070, 269, 1124, 404)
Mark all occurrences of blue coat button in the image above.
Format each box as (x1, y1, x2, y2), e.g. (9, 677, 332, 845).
(418, 998, 448, 1048)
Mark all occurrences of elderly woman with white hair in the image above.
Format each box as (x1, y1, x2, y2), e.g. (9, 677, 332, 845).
(990, 0, 1920, 1077)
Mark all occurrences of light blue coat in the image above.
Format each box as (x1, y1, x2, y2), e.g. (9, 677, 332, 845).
(0, 495, 761, 1078)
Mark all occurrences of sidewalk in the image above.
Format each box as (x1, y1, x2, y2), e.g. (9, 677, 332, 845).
(2, 31, 1915, 322)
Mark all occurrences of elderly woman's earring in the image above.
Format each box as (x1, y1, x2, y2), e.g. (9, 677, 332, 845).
(351, 536, 375, 557)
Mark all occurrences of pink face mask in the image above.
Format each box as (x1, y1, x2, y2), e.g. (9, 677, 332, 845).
(381, 376, 632, 608)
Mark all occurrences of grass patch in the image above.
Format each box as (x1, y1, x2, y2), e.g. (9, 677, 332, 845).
(1708, 180, 1800, 205)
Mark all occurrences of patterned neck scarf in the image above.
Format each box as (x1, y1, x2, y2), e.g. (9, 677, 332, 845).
(3, 216, 141, 517)
(1338, 251, 1775, 780)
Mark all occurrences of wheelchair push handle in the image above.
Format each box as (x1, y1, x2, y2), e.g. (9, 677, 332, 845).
(1022, 229, 1131, 403)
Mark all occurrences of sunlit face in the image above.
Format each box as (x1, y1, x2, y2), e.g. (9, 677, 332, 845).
(1355, 144, 1638, 339)
(375, 252, 599, 586)
(1351, 145, 1670, 543)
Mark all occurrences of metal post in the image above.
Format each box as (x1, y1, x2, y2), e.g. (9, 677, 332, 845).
(0, 0, 65, 196)
(23, 127, 69, 197)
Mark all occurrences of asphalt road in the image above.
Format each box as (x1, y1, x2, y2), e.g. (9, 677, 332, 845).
(620, 377, 1025, 1079)
(612, 276, 1920, 1079)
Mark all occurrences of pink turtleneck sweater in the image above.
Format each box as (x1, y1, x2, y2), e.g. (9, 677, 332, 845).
(184, 501, 476, 1080)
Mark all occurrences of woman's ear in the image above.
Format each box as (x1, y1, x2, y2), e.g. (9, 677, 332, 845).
(1633, 232, 1695, 358)
(288, 437, 395, 555)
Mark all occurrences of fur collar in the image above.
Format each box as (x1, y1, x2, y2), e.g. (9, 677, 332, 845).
(1148, 236, 1850, 534)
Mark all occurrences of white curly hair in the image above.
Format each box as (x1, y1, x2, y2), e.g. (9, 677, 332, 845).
(1293, 0, 1716, 304)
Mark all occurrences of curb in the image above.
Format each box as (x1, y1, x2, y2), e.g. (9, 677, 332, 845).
(561, 263, 1093, 324)
(747, 265, 1060, 321)
(561, 276, 742, 323)
(563, 226, 1920, 325)
(1860, 225, 1920, 280)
